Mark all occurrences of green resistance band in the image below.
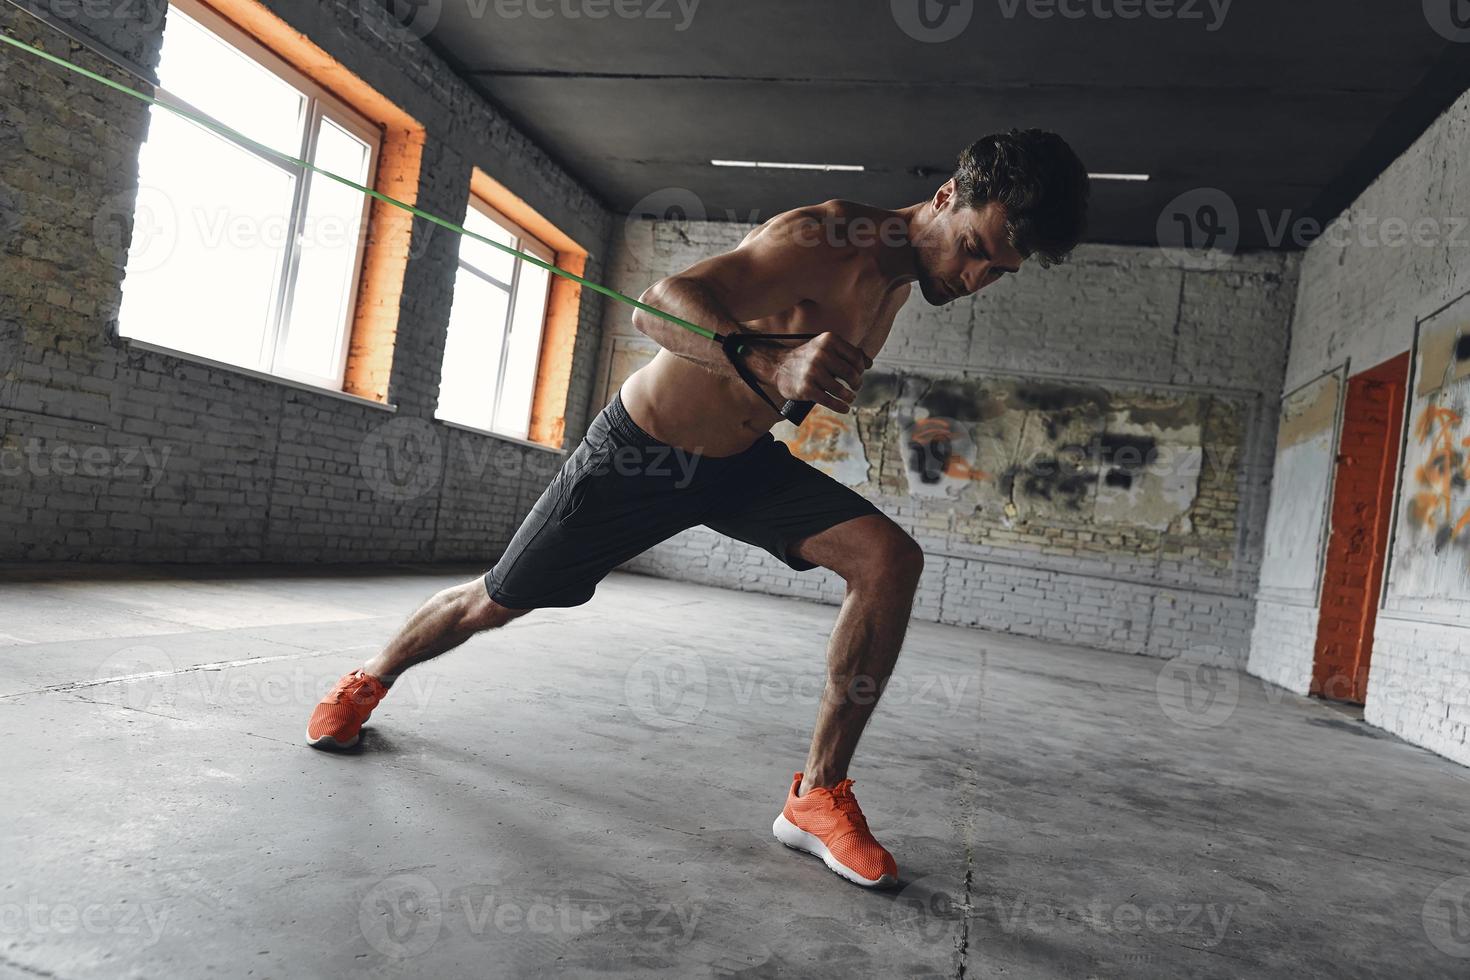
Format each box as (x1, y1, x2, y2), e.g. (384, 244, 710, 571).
(0, 25, 821, 422)
(0, 27, 716, 340)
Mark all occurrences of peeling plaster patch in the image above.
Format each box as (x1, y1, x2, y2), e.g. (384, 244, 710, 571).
(1260, 373, 1341, 593)
(1278, 372, 1341, 448)
(1415, 316, 1463, 397)
(1095, 405, 1203, 532)
(786, 406, 870, 486)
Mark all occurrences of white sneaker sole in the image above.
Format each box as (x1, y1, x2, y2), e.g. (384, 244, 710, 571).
(772, 813, 897, 888)
(305, 729, 360, 751)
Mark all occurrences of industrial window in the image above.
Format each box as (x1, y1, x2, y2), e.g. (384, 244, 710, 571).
(117, 0, 381, 391)
(436, 198, 554, 441)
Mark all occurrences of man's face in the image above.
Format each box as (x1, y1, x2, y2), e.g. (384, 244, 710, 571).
(913, 184, 1025, 306)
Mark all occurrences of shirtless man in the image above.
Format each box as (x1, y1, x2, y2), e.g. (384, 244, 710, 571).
(306, 129, 1090, 888)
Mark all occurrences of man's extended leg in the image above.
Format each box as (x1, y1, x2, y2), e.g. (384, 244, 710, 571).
(364, 581, 529, 684)
(306, 581, 527, 749)
(306, 387, 732, 750)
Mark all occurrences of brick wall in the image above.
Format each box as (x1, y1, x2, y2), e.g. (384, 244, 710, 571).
(594, 218, 1299, 665)
(1247, 87, 1470, 766)
(0, 0, 613, 565)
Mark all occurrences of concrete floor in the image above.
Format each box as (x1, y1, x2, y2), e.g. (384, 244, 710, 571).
(1, 565, 1467, 979)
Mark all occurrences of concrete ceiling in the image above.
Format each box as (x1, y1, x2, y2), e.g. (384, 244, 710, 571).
(420, 0, 1470, 250)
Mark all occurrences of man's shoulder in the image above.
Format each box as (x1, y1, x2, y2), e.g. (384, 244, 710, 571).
(750, 200, 903, 264)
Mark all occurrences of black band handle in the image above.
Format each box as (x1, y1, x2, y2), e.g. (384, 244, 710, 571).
(780, 400, 815, 425)
(719, 331, 823, 426)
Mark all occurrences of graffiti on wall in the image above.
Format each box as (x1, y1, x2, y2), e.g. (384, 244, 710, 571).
(1407, 405, 1470, 550)
(875, 375, 1207, 532)
(597, 338, 1244, 563)
(1386, 298, 1470, 612)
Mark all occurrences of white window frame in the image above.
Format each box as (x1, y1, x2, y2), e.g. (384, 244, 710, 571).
(439, 197, 556, 438)
(132, 0, 382, 391)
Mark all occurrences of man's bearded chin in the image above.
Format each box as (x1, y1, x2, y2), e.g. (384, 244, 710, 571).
(913, 260, 951, 306)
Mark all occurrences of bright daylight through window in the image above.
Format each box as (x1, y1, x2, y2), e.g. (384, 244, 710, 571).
(117, 0, 380, 391)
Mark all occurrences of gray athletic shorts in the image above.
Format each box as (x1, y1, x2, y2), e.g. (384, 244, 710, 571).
(483, 388, 883, 609)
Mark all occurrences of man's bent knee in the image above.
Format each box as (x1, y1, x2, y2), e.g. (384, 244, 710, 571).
(849, 527, 924, 592)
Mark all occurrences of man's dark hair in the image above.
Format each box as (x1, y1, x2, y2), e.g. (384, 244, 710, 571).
(951, 129, 1090, 267)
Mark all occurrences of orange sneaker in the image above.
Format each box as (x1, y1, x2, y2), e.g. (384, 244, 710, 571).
(306, 669, 388, 750)
(772, 772, 898, 888)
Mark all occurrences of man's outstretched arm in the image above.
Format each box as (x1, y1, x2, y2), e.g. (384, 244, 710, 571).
(631, 212, 872, 415)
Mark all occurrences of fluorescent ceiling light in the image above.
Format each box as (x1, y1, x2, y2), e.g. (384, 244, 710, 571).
(711, 159, 865, 172)
(1088, 172, 1150, 181)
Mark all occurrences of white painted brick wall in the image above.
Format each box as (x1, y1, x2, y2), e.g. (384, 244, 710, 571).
(1366, 618, 1470, 763)
(598, 217, 1299, 666)
(1248, 88, 1470, 767)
